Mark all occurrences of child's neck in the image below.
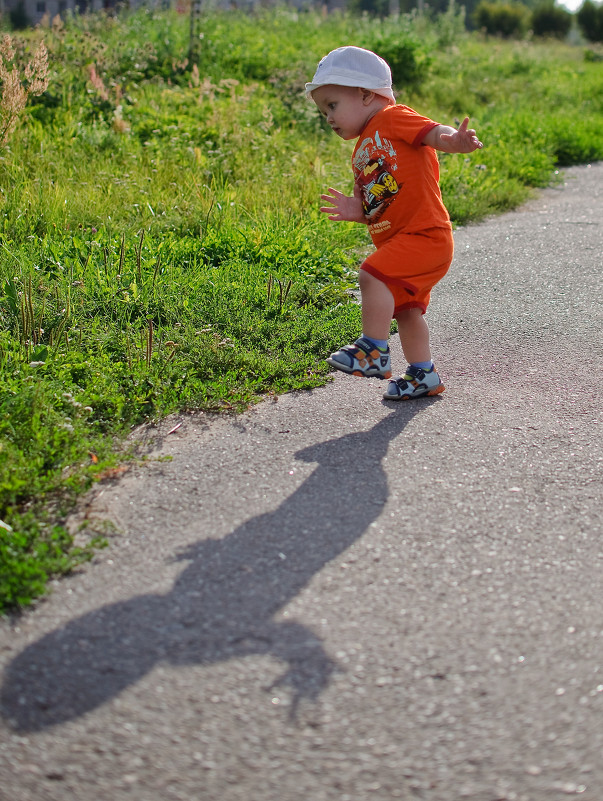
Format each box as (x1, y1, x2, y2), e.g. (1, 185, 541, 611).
(360, 96, 390, 134)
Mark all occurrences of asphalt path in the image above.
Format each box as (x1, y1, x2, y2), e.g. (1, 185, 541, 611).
(0, 163, 602, 801)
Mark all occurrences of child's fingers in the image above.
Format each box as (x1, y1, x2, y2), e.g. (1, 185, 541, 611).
(458, 117, 483, 150)
(459, 118, 482, 140)
(321, 188, 345, 213)
(320, 199, 342, 210)
(469, 130, 483, 148)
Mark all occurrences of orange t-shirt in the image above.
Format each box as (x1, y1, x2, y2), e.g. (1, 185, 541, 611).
(352, 104, 451, 248)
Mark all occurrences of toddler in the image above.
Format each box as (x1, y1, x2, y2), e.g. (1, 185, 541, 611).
(306, 46, 483, 400)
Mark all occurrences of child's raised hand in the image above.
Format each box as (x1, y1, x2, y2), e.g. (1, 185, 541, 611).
(320, 184, 367, 223)
(439, 117, 483, 153)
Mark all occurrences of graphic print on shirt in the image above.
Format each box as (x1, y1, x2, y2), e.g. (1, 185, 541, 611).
(353, 131, 402, 223)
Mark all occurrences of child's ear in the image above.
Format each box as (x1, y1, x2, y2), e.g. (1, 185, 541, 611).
(360, 88, 376, 105)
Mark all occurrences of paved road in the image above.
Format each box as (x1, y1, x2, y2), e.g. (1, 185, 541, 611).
(1, 164, 602, 801)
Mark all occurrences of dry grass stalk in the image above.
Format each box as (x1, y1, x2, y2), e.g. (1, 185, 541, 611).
(0, 35, 49, 147)
(88, 63, 109, 102)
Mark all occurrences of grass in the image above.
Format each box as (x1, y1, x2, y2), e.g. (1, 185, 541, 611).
(1, 6, 602, 612)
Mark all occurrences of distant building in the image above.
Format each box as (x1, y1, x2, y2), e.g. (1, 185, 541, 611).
(1, 0, 346, 29)
(1, 0, 112, 27)
(0, 0, 160, 28)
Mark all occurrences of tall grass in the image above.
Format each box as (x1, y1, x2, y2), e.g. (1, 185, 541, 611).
(1, 6, 602, 611)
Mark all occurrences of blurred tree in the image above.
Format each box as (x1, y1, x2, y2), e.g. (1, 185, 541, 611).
(347, 0, 393, 15)
(473, 0, 530, 36)
(531, 1, 573, 37)
(577, 0, 603, 41)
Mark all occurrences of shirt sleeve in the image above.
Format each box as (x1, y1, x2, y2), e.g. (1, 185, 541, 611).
(391, 105, 439, 149)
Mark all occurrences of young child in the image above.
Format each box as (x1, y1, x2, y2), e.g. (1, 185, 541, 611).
(306, 46, 483, 400)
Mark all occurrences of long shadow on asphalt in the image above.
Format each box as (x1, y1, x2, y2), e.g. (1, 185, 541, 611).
(1, 401, 435, 731)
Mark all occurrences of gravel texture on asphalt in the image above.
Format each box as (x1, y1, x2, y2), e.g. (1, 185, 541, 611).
(1, 163, 602, 801)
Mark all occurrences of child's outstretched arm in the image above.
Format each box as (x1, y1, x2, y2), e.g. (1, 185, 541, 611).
(320, 183, 367, 223)
(424, 117, 483, 154)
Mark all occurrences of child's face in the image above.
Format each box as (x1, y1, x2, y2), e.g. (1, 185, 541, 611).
(312, 84, 378, 140)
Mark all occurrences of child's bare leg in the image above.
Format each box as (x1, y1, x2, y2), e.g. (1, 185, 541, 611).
(359, 270, 394, 341)
(383, 307, 444, 400)
(326, 270, 394, 379)
(395, 307, 431, 365)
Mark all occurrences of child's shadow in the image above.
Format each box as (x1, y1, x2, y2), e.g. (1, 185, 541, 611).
(1, 402, 432, 731)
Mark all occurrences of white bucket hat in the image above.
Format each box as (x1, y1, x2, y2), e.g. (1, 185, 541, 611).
(305, 46, 395, 105)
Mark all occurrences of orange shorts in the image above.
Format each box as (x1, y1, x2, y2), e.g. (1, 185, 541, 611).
(361, 226, 454, 316)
